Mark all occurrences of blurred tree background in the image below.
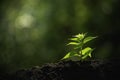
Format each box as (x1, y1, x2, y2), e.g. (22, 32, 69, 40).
(0, 0, 120, 74)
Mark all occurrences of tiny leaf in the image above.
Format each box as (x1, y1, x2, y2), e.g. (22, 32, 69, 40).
(74, 33, 85, 40)
(67, 42, 79, 45)
(83, 36, 97, 44)
(81, 47, 92, 55)
(62, 52, 70, 60)
(70, 38, 78, 41)
(81, 47, 93, 59)
(62, 51, 77, 60)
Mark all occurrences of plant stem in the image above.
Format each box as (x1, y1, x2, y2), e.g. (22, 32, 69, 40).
(80, 47, 82, 55)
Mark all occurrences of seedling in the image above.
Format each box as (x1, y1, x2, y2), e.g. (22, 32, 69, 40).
(62, 33, 97, 61)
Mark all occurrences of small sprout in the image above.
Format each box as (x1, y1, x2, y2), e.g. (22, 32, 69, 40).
(62, 33, 97, 61)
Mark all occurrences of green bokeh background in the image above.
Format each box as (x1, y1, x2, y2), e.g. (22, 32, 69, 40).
(0, 0, 120, 73)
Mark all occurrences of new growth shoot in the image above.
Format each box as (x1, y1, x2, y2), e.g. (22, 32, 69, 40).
(62, 33, 97, 61)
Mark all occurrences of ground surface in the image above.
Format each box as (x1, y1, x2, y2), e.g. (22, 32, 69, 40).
(1, 59, 120, 80)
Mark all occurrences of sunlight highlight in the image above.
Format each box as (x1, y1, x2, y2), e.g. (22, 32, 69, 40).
(15, 13, 34, 28)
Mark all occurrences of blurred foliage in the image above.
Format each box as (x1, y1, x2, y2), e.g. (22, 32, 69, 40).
(0, 0, 120, 73)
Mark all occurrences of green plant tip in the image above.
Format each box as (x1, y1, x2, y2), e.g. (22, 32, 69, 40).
(62, 33, 97, 61)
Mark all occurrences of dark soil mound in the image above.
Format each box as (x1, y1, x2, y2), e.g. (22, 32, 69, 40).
(1, 59, 120, 80)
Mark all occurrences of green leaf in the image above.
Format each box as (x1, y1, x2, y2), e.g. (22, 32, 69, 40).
(62, 52, 71, 60)
(67, 42, 79, 45)
(74, 42, 83, 49)
(81, 47, 93, 59)
(74, 33, 85, 40)
(70, 38, 78, 41)
(81, 47, 92, 55)
(62, 51, 78, 60)
(83, 36, 97, 44)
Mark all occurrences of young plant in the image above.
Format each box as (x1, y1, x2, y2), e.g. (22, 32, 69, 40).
(62, 33, 97, 61)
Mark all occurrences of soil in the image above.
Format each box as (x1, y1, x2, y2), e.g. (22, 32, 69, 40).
(1, 59, 120, 80)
